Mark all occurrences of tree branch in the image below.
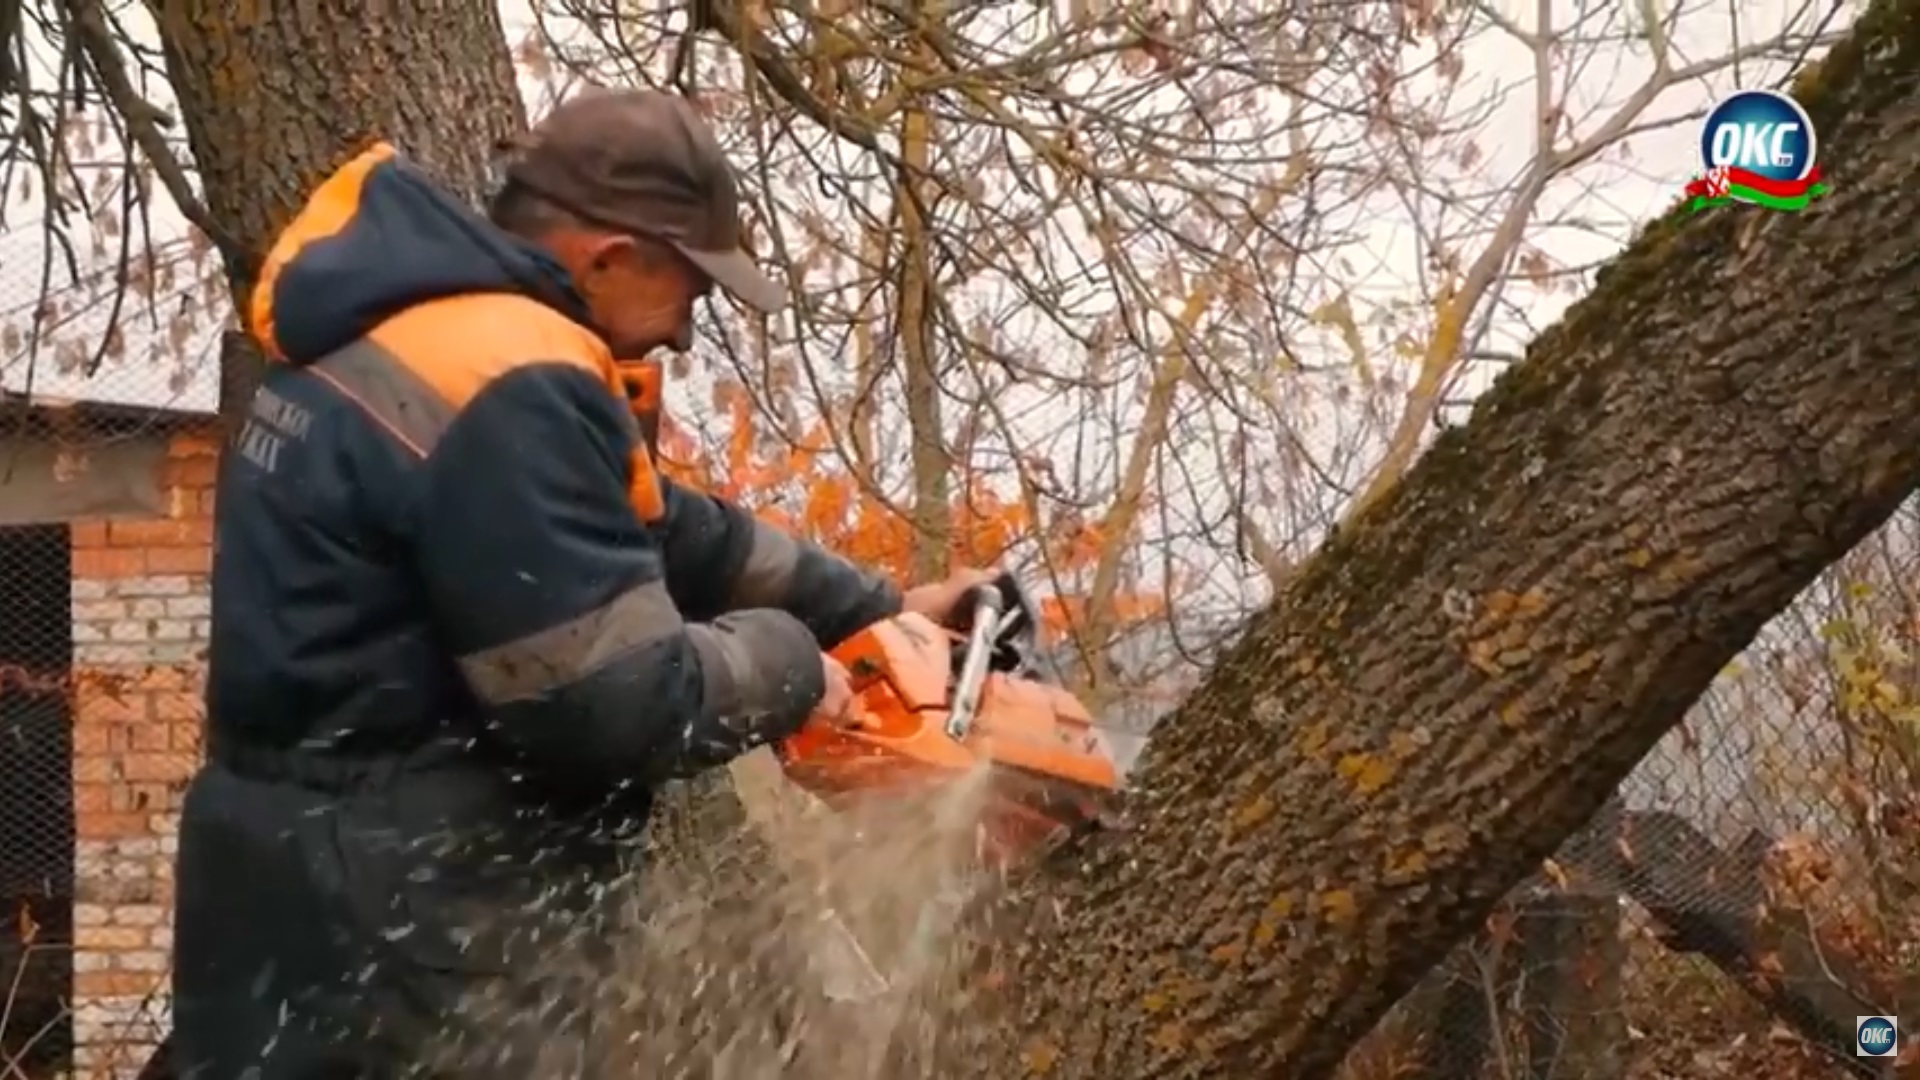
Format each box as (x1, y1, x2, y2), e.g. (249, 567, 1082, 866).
(62, 0, 250, 275)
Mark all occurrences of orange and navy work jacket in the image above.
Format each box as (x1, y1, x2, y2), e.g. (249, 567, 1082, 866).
(207, 143, 899, 790)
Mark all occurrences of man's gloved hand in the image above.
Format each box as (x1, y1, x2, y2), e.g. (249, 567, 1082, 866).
(810, 654, 857, 728)
(901, 567, 999, 629)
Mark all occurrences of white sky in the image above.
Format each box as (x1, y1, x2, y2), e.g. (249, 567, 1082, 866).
(0, 0, 1847, 408)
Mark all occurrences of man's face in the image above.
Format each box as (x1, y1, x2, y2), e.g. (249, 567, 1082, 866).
(567, 232, 713, 358)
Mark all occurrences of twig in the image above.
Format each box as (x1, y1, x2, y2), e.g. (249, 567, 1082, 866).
(62, 0, 250, 275)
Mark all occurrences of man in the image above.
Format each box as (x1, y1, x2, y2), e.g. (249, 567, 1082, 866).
(172, 88, 987, 1077)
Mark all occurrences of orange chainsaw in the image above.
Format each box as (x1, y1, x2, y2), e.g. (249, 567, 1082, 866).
(776, 573, 1122, 872)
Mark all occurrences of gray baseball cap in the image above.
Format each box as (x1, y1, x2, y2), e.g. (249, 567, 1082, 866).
(501, 88, 784, 313)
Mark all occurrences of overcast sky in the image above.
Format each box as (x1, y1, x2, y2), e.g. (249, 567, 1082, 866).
(0, 0, 1846, 408)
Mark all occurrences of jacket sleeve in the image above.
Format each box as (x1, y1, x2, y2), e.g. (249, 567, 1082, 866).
(413, 361, 828, 785)
(656, 477, 902, 649)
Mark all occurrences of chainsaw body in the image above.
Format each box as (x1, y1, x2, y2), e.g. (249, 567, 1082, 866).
(776, 574, 1120, 870)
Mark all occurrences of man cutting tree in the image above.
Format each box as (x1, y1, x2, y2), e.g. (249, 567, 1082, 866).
(171, 87, 990, 1078)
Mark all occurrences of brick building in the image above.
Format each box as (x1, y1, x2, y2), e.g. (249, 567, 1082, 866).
(0, 400, 216, 1079)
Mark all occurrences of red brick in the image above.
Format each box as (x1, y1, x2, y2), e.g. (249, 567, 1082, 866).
(75, 685, 148, 724)
(128, 722, 170, 751)
(73, 783, 110, 813)
(120, 752, 195, 783)
(124, 782, 179, 812)
(108, 519, 198, 547)
(161, 456, 219, 487)
(151, 691, 201, 722)
(196, 489, 219, 515)
(75, 971, 160, 997)
(144, 546, 210, 575)
(171, 722, 204, 753)
(72, 547, 145, 578)
(70, 519, 109, 549)
(72, 724, 111, 755)
(72, 756, 115, 785)
(75, 925, 147, 950)
(77, 812, 148, 840)
(168, 431, 222, 459)
(131, 665, 196, 691)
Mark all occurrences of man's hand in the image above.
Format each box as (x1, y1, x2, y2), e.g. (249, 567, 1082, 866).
(810, 654, 857, 728)
(901, 567, 999, 629)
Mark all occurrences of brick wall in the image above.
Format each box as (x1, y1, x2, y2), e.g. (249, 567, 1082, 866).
(67, 427, 215, 1079)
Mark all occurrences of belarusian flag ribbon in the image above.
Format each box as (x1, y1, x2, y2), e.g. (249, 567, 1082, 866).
(1685, 165, 1828, 212)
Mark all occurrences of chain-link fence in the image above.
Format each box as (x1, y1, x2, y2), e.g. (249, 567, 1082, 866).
(3, 264, 1916, 1080)
(0, 521, 76, 1077)
(0, 222, 219, 1077)
(1341, 518, 1920, 1080)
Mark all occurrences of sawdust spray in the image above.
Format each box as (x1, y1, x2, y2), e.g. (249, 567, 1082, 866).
(420, 751, 999, 1079)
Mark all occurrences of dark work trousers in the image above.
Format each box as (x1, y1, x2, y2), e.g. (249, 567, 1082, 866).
(169, 755, 624, 1079)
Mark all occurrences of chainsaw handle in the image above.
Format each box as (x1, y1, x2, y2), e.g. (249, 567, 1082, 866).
(944, 585, 1005, 741)
(961, 581, 1007, 626)
(985, 572, 1039, 657)
(812, 696, 875, 733)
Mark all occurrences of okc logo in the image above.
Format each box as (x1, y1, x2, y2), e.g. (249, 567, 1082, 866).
(1682, 89, 1829, 213)
(1702, 89, 1815, 183)
(1858, 1015, 1898, 1058)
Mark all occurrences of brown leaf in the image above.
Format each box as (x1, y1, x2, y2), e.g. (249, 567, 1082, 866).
(1142, 39, 1174, 72)
(1485, 909, 1517, 947)
(1540, 857, 1570, 891)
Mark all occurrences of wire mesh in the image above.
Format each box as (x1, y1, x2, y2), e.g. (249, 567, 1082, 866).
(1340, 514, 1920, 1080)
(0, 524, 76, 1077)
(0, 228, 214, 1076)
(1, 233, 1915, 1080)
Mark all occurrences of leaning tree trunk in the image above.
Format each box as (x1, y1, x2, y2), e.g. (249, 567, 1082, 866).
(147, 0, 527, 423)
(895, 2, 1920, 1076)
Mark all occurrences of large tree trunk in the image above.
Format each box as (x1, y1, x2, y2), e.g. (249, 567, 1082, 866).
(148, 0, 527, 421)
(899, 3, 1920, 1076)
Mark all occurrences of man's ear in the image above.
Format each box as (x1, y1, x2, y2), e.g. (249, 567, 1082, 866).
(582, 232, 636, 274)
(570, 233, 638, 302)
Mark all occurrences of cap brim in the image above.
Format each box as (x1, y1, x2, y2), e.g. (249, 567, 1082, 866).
(675, 244, 787, 314)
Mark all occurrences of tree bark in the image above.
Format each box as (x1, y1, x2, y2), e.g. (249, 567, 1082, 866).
(899, 2, 1920, 1075)
(148, 0, 527, 422)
